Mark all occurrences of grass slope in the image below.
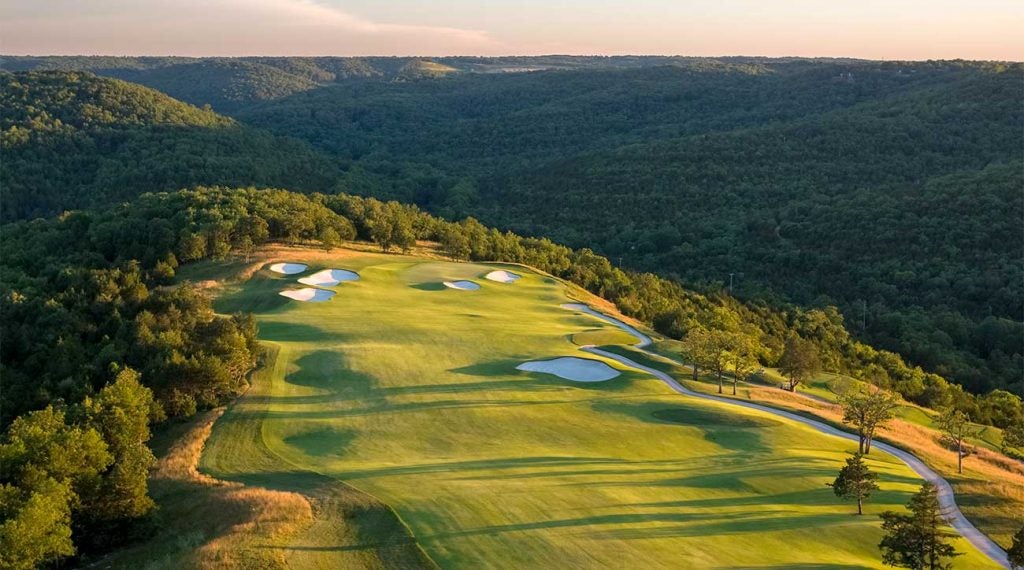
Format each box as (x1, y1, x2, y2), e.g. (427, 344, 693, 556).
(199, 249, 996, 568)
(623, 342, 1024, 550)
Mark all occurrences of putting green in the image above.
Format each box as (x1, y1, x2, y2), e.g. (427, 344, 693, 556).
(200, 252, 996, 569)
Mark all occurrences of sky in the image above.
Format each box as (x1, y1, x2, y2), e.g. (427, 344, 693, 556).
(1, 0, 1022, 60)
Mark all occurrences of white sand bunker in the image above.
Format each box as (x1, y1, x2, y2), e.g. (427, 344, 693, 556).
(298, 269, 359, 287)
(269, 263, 307, 275)
(279, 288, 336, 303)
(517, 357, 621, 382)
(485, 270, 521, 283)
(443, 280, 481, 290)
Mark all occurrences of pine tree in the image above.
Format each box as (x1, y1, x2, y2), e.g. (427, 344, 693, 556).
(879, 483, 959, 570)
(828, 452, 879, 515)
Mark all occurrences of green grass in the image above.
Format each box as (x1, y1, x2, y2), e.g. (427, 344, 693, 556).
(199, 251, 997, 568)
(571, 327, 638, 347)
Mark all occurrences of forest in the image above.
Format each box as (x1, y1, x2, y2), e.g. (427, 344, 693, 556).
(229, 60, 1024, 397)
(0, 62, 1020, 400)
(0, 71, 339, 221)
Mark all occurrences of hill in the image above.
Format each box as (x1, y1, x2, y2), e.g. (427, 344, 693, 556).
(1, 187, 1019, 567)
(0, 55, 823, 112)
(195, 250, 1000, 567)
(0, 71, 340, 220)
(227, 59, 1024, 398)
(1, 60, 1019, 403)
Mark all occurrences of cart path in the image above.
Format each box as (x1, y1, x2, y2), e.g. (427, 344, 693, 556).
(564, 303, 1010, 569)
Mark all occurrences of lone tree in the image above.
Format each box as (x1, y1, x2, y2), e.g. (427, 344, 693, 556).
(778, 336, 821, 392)
(841, 388, 899, 454)
(1009, 524, 1024, 570)
(879, 482, 959, 570)
(828, 452, 878, 515)
(938, 407, 971, 474)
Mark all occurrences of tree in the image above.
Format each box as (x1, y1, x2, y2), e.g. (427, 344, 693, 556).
(439, 225, 471, 261)
(0, 480, 75, 570)
(680, 327, 712, 381)
(392, 215, 416, 253)
(0, 407, 111, 569)
(319, 226, 341, 250)
(729, 333, 760, 396)
(828, 452, 879, 515)
(1002, 422, 1024, 454)
(234, 234, 256, 262)
(705, 330, 732, 394)
(938, 407, 971, 474)
(1009, 524, 1024, 570)
(80, 369, 159, 524)
(842, 388, 900, 454)
(778, 336, 821, 392)
(879, 482, 960, 570)
(367, 205, 395, 251)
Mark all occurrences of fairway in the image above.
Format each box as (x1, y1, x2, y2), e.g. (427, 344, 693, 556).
(200, 251, 997, 569)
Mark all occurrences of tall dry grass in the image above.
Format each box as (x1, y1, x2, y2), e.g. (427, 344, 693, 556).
(95, 409, 314, 569)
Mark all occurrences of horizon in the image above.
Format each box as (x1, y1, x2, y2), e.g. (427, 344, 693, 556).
(3, 0, 1022, 61)
(3, 53, 1022, 64)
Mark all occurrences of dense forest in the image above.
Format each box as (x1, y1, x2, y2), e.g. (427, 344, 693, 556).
(0, 71, 339, 220)
(230, 60, 1022, 397)
(0, 55, 768, 111)
(1, 60, 1020, 399)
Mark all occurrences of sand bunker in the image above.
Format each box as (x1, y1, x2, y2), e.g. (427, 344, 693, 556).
(485, 270, 521, 283)
(298, 269, 359, 287)
(443, 280, 481, 290)
(269, 263, 307, 275)
(517, 357, 621, 382)
(279, 288, 336, 303)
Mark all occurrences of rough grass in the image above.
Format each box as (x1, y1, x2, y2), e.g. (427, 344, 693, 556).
(93, 408, 315, 569)
(192, 248, 998, 568)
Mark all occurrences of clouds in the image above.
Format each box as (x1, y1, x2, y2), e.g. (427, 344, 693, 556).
(0, 0, 505, 56)
(0, 0, 1020, 59)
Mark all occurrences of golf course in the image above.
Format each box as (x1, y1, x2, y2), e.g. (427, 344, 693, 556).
(196, 248, 1000, 568)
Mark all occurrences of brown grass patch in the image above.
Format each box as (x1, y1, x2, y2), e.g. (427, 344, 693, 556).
(94, 409, 314, 569)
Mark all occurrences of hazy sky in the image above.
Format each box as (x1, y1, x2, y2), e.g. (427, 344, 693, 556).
(2, 0, 1021, 60)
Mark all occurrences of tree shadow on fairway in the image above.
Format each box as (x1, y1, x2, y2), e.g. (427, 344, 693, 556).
(450, 359, 528, 378)
(585, 511, 860, 541)
(214, 275, 292, 314)
(333, 455, 635, 481)
(611, 486, 912, 511)
(592, 400, 777, 453)
(724, 560, 868, 564)
(422, 508, 854, 542)
(409, 282, 446, 291)
(282, 426, 357, 457)
(284, 350, 377, 397)
(259, 321, 345, 343)
(380, 377, 562, 397)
